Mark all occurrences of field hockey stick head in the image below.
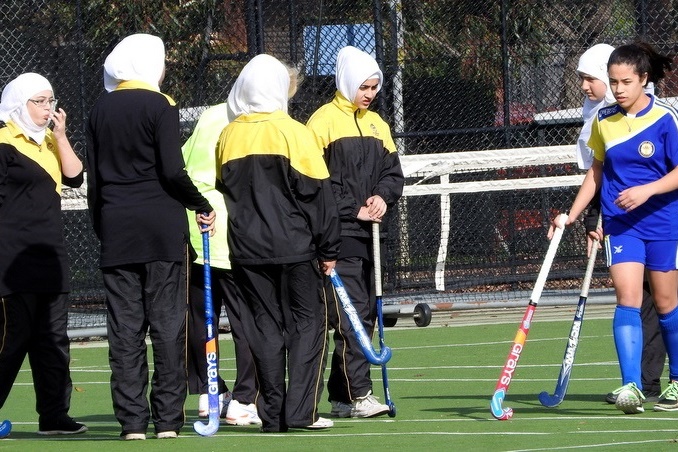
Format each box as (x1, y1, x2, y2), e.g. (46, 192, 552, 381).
(490, 389, 513, 420)
(0, 420, 11, 439)
(193, 416, 219, 436)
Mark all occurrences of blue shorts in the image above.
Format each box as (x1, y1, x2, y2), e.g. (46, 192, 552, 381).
(604, 234, 678, 271)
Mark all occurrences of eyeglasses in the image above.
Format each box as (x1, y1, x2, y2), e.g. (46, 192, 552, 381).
(28, 98, 57, 107)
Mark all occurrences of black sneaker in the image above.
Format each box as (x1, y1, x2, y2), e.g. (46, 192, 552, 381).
(38, 416, 88, 435)
(645, 390, 661, 404)
(605, 392, 617, 404)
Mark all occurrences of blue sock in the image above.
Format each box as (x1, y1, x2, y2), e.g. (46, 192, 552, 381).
(613, 305, 642, 388)
(658, 306, 678, 381)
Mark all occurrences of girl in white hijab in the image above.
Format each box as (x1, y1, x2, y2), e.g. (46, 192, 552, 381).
(0, 72, 85, 436)
(335, 46, 383, 106)
(0, 72, 82, 183)
(103, 33, 166, 92)
(226, 53, 290, 119)
(306, 46, 403, 421)
(576, 43, 615, 170)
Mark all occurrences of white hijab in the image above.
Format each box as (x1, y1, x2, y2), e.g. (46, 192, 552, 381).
(227, 54, 289, 119)
(103, 33, 165, 92)
(0, 72, 53, 144)
(335, 46, 383, 105)
(575, 43, 615, 169)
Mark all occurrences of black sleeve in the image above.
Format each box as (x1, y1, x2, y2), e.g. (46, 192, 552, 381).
(85, 119, 102, 238)
(62, 168, 84, 188)
(154, 103, 213, 213)
(374, 151, 404, 208)
(0, 144, 8, 210)
(584, 191, 601, 233)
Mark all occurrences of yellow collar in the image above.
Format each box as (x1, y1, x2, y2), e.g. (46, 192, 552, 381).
(115, 80, 176, 106)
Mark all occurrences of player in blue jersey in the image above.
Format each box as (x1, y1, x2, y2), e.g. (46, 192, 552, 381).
(576, 44, 666, 405)
(550, 41, 678, 414)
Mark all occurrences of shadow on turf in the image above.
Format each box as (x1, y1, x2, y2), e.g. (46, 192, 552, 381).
(1, 414, 257, 441)
(404, 393, 617, 419)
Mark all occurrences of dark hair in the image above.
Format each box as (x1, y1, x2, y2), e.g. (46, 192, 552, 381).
(608, 41, 673, 83)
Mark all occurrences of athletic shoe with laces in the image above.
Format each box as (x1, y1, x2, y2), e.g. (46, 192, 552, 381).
(198, 391, 232, 418)
(653, 381, 678, 412)
(225, 399, 262, 425)
(607, 389, 660, 404)
(330, 400, 352, 418)
(304, 417, 333, 429)
(351, 391, 390, 418)
(37, 416, 88, 435)
(613, 382, 645, 414)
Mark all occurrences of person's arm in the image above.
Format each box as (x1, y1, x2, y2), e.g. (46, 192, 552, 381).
(615, 167, 678, 212)
(548, 159, 602, 239)
(0, 144, 8, 209)
(368, 151, 404, 221)
(154, 102, 213, 213)
(51, 107, 84, 185)
(85, 119, 102, 238)
(368, 121, 404, 220)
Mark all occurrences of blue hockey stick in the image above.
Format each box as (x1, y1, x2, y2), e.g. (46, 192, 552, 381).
(329, 270, 392, 365)
(372, 222, 396, 417)
(538, 216, 601, 407)
(193, 227, 220, 436)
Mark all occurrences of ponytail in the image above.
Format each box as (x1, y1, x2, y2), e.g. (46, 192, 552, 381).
(608, 41, 672, 84)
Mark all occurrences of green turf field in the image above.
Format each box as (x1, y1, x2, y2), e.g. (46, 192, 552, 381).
(2, 305, 677, 451)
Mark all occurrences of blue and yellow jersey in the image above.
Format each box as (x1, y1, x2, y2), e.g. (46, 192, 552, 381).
(589, 95, 678, 239)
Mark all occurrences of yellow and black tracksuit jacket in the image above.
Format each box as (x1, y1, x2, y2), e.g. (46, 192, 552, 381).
(0, 121, 83, 296)
(215, 110, 340, 266)
(306, 92, 404, 243)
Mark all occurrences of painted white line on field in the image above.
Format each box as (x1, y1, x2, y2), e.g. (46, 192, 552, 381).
(392, 362, 620, 369)
(393, 334, 613, 350)
(507, 438, 676, 451)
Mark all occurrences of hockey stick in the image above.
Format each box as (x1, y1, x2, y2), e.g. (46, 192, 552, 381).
(193, 227, 220, 436)
(373, 222, 396, 417)
(329, 269, 392, 365)
(538, 215, 601, 407)
(0, 420, 11, 439)
(490, 213, 567, 420)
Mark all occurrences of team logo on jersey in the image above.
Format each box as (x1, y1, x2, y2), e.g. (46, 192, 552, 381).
(638, 141, 655, 158)
(370, 124, 379, 137)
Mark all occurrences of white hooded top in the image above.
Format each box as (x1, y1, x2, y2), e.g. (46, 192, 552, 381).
(227, 54, 289, 119)
(335, 46, 383, 104)
(575, 43, 615, 170)
(103, 33, 165, 92)
(0, 72, 53, 144)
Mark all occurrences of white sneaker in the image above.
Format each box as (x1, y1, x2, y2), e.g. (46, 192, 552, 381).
(330, 400, 352, 418)
(304, 417, 333, 429)
(614, 382, 645, 414)
(225, 399, 262, 426)
(198, 392, 232, 418)
(157, 431, 177, 439)
(351, 391, 390, 418)
(123, 433, 146, 440)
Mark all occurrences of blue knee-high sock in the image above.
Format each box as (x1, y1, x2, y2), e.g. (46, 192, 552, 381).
(658, 306, 678, 381)
(613, 305, 643, 388)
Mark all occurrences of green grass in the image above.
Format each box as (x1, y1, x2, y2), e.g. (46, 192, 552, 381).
(2, 308, 678, 451)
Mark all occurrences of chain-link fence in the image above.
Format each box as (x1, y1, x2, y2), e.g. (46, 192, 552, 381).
(2, 0, 677, 330)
